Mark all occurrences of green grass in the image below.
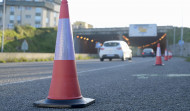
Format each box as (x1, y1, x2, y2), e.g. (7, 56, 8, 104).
(0, 57, 55, 63)
(0, 55, 97, 63)
(186, 57, 190, 62)
(167, 27, 190, 45)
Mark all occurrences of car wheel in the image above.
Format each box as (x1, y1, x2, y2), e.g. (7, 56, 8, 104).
(128, 54, 132, 60)
(121, 56, 125, 61)
(128, 57, 132, 60)
(109, 58, 112, 61)
(100, 58, 104, 61)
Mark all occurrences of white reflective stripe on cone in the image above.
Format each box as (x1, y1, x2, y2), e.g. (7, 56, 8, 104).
(156, 47, 161, 56)
(54, 19, 75, 60)
(165, 50, 168, 56)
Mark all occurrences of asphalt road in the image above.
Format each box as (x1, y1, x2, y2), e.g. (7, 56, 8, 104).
(0, 57, 190, 111)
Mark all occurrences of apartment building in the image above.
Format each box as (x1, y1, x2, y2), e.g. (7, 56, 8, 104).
(0, 0, 61, 29)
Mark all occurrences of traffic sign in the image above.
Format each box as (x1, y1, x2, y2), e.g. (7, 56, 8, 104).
(178, 40, 184, 46)
(95, 42, 102, 48)
(21, 39, 28, 52)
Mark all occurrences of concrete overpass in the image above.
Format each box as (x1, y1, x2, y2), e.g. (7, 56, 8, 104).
(73, 26, 173, 55)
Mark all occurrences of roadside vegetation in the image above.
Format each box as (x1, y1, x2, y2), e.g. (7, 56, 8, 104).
(186, 57, 190, 62)
(0, 56, 96, 63)
(0, 26, 190, 52)
(0, 25, 190, 52)
(166, 27, 190, 45)
(0, 25, 57, 52)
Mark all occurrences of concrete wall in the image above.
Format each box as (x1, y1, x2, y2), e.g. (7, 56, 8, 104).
(0, 53, 98, 60)
(168, 42, 190, 57)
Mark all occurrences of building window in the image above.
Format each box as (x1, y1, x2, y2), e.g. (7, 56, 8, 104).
(54, 19, 56, 26)
(35, 16, 41, 22)
(0, 11, 2, 17)
(10, 15, 14, 21)
(35, 24, 41, 28)
(25, 7, 32, 10)
(34, 0, 39, 1)
(35, 13, 41, 16)
(10, 12, 14, 15)
(17, 16, 21, 24)
(17, 16, 21, 20)
(25, 0, 32, 1)
(26, 15, 31, 19)
(10, 7, 15, 12)
(35, 21, 41, 24)
(18, 6, 23, 10)
(17, 21, 21, 24)
(10, 20, 14, 23)
(8, 24, 14, 29)
(36, 8, 42, 13)
(54, 12, 57, 18)
(46, 18, 49, 23)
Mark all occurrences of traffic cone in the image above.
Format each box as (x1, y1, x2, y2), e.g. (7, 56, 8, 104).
(33, 0, 95, 108)
(168, 51, 172, 59)
(164, 49, 168, 61)
(155, 43, 164, 66)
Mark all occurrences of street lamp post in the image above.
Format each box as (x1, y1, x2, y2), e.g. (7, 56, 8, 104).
(1, 0, 5, 52)
(180, 26, 183, 56)
(173, 27, 176, 56)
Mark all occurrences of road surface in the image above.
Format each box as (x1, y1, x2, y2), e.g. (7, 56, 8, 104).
(0, 57, 189, 111)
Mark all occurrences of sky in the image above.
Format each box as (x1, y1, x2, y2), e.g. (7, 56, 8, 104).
(0, 0, 189, 28)
(68, 0, 190, 28)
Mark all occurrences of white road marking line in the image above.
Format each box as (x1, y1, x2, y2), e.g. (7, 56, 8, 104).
(0, 59, 153, 86)
(0, 76, 52, 86)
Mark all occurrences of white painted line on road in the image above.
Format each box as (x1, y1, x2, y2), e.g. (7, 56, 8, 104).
(0, 76, 52, 86)
(167, 74, 190, 77)
(77, 59, 153, 74)
(0, 59, 153, 86)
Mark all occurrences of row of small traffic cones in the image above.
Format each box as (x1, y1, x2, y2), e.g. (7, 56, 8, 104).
(155, 43, 173, 66)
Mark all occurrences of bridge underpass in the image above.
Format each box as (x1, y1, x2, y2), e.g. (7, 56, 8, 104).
(73, 27, 167, 55)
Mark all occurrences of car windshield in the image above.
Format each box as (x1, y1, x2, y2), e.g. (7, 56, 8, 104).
(143, 48, 153, 52)
(104, 42, 119, 47)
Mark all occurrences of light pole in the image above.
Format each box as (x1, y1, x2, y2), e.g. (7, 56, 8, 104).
(180, 26, 183, 56)
(173, 27, 176, 56)
(1, 0, 5, 52)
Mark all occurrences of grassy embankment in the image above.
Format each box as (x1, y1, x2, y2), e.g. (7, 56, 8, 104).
(166, 27, 190, 45)
(186, 57, 190, 62)
(0, 26, 190, 63)
(0, 26, 95, 63)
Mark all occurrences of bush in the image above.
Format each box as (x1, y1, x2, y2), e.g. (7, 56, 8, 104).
(0, 60, 6, 63)
(186, 57, 190, 62)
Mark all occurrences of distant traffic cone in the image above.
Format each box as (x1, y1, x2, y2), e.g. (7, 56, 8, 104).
(33, 0, 95, 108)
(168, 51, 172, 59)
(164, 49, 168, 61)
(155, 43, 164, 66)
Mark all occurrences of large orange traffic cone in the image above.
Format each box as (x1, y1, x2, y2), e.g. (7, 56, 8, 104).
(33, 0, 95, 108)
(155, 43, 164, 66)
(164, 49, 168, 61)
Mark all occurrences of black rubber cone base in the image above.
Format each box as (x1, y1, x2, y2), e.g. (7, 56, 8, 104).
(33, 97, 95, 108)
(154, 64, 164, 66)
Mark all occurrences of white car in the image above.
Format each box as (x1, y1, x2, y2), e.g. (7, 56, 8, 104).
(99, 40, 132, 61)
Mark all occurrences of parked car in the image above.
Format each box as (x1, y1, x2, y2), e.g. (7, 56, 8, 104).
(142, 48, 155, 57)
(99, 40, 132, 61)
